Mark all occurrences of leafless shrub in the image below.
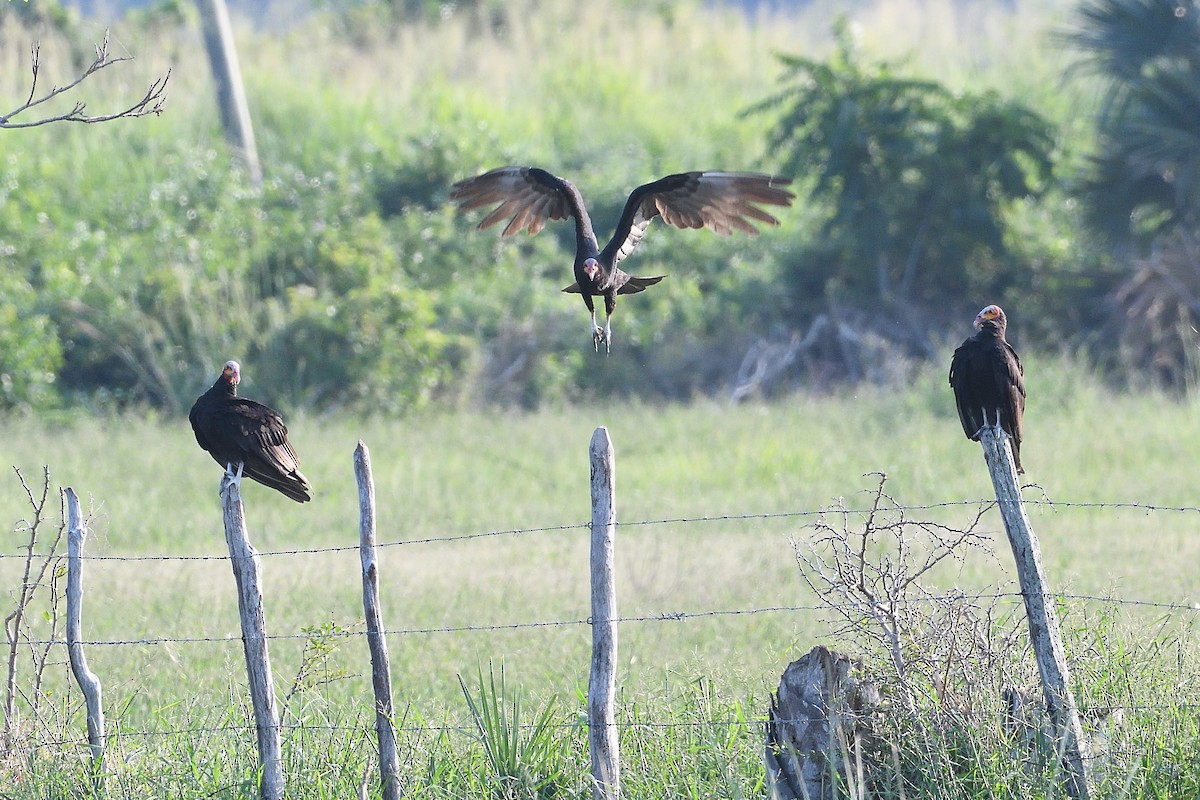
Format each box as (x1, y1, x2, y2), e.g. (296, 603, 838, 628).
(731, 303, 933, 401)
(3, 467, 68, 759)
(0, 30, 168, 129)
(795, 473, 1019, 718)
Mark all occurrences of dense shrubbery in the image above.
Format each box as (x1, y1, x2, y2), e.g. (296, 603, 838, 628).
(1, 0, 1179, 413)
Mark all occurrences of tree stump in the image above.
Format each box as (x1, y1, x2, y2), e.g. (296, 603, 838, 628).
(765, 645, 881, 800)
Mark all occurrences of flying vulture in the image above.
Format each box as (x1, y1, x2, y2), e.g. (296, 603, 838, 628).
(948, 305, 1026, 473)
(189, 360, 312, 502)
(450, 166, 794, 353)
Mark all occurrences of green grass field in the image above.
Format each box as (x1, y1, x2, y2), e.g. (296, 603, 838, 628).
(3, 359, 1200, 796)
(2, 1, 1195, 794)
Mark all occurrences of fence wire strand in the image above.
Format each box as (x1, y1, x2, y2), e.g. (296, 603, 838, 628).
(18, 701, 1200, 754)
(6, 494, 1200, 768)
(12, 591, 1199, 649)
(4, 496, 1200, 563)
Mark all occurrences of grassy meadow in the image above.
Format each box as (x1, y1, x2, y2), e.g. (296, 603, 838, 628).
(4, 358, 1200, 796)
(3, 0, 1199, 796)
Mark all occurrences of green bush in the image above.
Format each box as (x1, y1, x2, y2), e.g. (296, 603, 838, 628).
(0, 0, 1114, 413)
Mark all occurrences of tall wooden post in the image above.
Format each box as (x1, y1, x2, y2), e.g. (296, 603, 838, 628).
(588, 428, 619, 800)
(196, 0, 263, 187)
(355, 442, 401, 800)
(980, 425, 1090, 799)
(65, 488, 105, 794)
(222, 477, 284, 800)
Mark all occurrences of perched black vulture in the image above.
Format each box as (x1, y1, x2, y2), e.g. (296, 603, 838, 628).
(450, 166, 794, 353)
(189, 360, 312, 502)
(948, 305, 1026, 473)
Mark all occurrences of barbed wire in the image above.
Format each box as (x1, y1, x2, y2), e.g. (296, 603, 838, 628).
(8, 489, 1199, 777)
(12, 590, 1197, 649)
(3, 496, 1199, 564)
(18, 698, 1200, 754)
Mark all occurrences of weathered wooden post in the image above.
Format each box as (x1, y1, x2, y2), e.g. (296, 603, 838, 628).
(980, 425, 1091, 799)
(196, 0, 263, 187)
(222, 477, 284, 800)
(765, 646, 881, 800)
(588, 427, 619, 800)
(65, 488, 104, 794)
(354, 442, 401, 800)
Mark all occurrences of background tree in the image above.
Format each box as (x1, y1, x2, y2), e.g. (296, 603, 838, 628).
(1063, 0, 1200, 385)
(750, 21, 1055, 347)
(0, 26, 167, 410)
(1064, 0, 1200, 244)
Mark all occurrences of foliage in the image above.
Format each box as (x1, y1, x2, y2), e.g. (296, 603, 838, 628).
(459, 662, 572, 799)
(749, 19, 1056, 321)
(0, 275, 61, 411)
(1060, 0, 1200, 387)
(0, 0, 1144, 412)
(1062, 0, 1200, 244)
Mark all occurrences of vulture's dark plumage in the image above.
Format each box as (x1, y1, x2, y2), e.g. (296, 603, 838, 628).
(450, 166, 794, 352)
(189, 360, 312, 502)
(949, 305, 1026, 473)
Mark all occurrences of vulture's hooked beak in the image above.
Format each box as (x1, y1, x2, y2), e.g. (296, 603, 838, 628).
(974, 305, 1001, 330)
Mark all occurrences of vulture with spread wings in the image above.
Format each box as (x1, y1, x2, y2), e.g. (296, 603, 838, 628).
(450, 166, 794, 353)
(949, 305, 1026, 473)
(189, 360, 312, 502)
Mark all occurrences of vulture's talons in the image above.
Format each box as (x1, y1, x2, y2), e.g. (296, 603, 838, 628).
(222, 461, 244, 494)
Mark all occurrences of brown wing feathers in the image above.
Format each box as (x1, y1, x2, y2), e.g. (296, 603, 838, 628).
(452, 167, 793, 258)
(190, 362, 312, 503)
(607, 172, 793, 263)
(449, 167, 574, 237)
(648, 173, 792, 234)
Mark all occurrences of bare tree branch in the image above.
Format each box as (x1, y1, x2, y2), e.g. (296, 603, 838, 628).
(794, 473, 1012, 718)
(0, 30, 169, 129)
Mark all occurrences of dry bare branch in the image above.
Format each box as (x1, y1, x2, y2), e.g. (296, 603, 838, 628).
(3, 467, 67, 758)
(0, 30, 169, 129)
(794, 473, 1014, 718)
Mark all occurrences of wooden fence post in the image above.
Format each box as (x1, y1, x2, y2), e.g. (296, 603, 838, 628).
(354, 442, 401, 800)
(65, 488, 104, 794)
(588, 427, 620, 800)
(980, 425, 1091, 799)
(222, 477, 284, 800)
(765, 645, 881, 800)
(196, 0, 263, 187)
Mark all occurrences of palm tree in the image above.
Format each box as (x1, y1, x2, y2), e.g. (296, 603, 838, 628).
(1063, 0, 1200, 243)
(1063, 0, 1200, 385)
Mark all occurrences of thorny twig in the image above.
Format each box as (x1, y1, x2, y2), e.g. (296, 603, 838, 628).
(3, 467, 67, 756)
(0, 30, 169, 129)
(795, 473, 1016, 717)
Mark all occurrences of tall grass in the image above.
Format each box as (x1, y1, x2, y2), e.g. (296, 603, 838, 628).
(4, 365, 1200, 795)
(3, 2, 1193, 796)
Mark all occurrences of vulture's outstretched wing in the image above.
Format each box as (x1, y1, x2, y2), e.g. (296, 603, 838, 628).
(602, 172, 794, 266)
(448, 166, 582, 237)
